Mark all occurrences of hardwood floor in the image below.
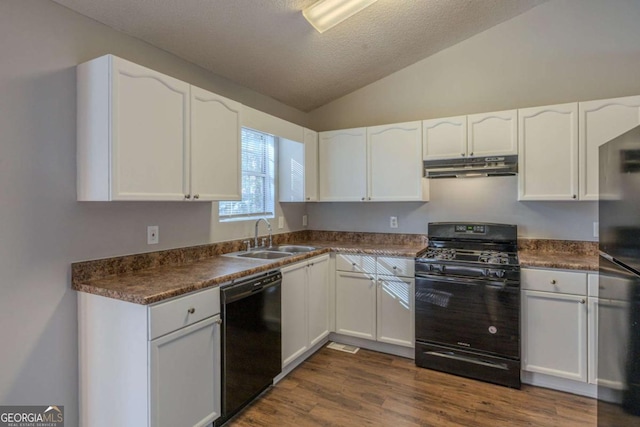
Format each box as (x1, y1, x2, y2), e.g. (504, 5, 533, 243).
(228, 345, 597, 426)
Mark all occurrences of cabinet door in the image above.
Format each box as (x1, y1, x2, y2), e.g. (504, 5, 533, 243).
(308, 255, 330, 347)
(281, 261, 309, 367)
(579, 95, 640, 200)
(467, 110, 517, 157)
(522, 290, 587, 382)
(376, 276, 414, 347)
(318, 128, 367, 201)
(112, 56, 190, 200)
(190, 86, 241, 201)
(422, 116, 467, 160)
(149, 316, 220, 427)
(367, 121, 426, 201)
(304, 128, 319, 202)
(518, 103, 578, 201)
(278, 138, 305, 202)
(588, 297, 629, 389)
(335, 271, 376, 340)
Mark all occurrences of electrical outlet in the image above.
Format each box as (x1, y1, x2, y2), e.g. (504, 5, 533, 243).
(594, 222, 599, 238)
(147, 226, 159, 245)
(390, 216, 398, 229)
(278, 216, 284, 229)
(302, 214, 308, 227)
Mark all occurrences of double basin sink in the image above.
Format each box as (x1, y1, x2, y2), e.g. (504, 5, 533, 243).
(224, 245, 317, 260)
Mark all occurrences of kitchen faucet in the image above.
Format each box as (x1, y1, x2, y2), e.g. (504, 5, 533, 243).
(254, 218, 272, 249)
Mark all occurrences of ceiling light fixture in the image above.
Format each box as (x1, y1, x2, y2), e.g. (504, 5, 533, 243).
(303, 0, 378, 33)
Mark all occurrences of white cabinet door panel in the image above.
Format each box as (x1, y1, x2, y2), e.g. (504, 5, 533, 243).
(281, 262, 309, 366)
(367, 121, 424, 201)
(579, 95, 640, 200)
(376, 276, 414, 347)
(308, 255, 330, 347)
(423, 116, 467, 160)
(522, 290, 587, 382)
(518, 103, 578, 200)
(190, 86, 241, 201)
(467, 110, 517, 157)
(335, 271, 376, 340)
(319, 128, 367, 201)
(304, 128, 319, 202)
(113, 58, 190, 200)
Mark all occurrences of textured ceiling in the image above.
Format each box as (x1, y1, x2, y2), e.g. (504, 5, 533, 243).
(52, 0, 547, 112)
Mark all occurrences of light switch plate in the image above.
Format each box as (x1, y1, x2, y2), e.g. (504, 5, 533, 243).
(302, 215, 308, 227)
(278, 216, 284, 229)
(147, 226, 159, 245)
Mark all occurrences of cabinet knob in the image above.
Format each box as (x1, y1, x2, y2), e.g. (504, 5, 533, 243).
(306, 197, 310, 201)
(461, 153, 465, 157)
(361, 197, 365, 201)
(392, 266, 397, 270)
(352, 262, 357, 266)
(469, 152, 474, 156)
(551, 280, 557, 285)
(580, 299, 586, 304)
(187, 307, 195, 314)
(193, 194, 200, 200)
(215, 318, 222, 325)
(184, 194, 191, 200)
(368, 197, 371, 200)
(572, 195, 577, 199)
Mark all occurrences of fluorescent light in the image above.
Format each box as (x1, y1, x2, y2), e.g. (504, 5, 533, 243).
(303, 0, 378, 33)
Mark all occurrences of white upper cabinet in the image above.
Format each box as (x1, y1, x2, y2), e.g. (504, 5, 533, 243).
(279, 128, 318, 202)
(367, 121, 427, 201)
(518, 103, 579, 201)
(422, 116, 467, 160)
(190, 86, 241, 201)
(304, 128, 319, 202)
(578, 95, 640, 201)
(467, 110, 518, 157)
(318, 128, 368, 201)
(77, 54, 240, 201)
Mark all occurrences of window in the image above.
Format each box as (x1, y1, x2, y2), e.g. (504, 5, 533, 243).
(219, 128, 275, 221)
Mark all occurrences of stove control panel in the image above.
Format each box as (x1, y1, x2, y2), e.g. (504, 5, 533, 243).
(454, 224, 486, 234)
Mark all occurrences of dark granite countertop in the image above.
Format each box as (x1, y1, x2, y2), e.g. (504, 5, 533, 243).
(518, 239, 599, 272)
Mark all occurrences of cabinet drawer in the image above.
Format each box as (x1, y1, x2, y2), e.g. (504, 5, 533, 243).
(149, 287, 220, 340)
(521, 268, 587, 296)
(336, 254, 376, 273)
(376, 256, 414, 277)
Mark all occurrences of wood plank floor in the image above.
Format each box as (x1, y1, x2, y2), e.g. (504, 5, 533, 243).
(228, 345, 596, 427)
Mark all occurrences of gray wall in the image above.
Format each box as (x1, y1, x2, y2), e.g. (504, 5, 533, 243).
(306, 0, 640, 240)
(0, 0, 306, 423)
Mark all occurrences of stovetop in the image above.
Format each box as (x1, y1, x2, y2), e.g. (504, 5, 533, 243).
(419, 247, 519, 267)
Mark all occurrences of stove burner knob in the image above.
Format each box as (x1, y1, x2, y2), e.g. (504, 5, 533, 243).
(434, 264, 445, 273)
(495, 270, 505, 278)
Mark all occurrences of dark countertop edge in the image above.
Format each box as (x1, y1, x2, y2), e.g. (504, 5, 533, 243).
(74, 244, 599, 305)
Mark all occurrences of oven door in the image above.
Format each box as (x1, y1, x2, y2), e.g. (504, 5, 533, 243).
(415, 273, 520, 358)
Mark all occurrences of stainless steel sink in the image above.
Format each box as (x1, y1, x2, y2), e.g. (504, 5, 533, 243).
(235, 251, 294, 260)
(271, 245, 316, 253)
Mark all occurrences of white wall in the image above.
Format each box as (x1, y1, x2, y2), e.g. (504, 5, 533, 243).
(307, 0, 640, 240)
(0, 1, 306, 424)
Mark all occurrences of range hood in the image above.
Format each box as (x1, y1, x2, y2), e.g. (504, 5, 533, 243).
(424, 155, 518, 179)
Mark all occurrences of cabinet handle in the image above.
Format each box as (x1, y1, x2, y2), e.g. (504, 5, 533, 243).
(184, 194, 191, 200)
(551, 280, 557, 284)
(193, 194, 200, 200)
(187, 308, 195, 314)
(580, 299, 586, 304)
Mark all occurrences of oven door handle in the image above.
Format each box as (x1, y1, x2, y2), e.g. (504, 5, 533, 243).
(415, 273, 512, 288)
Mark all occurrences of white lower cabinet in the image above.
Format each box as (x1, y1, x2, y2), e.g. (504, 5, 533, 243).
(335, 254, 414, 348)
(521, 268, 589, 382)
(281, 254, 330, 367)
(79, 287, 221, 427)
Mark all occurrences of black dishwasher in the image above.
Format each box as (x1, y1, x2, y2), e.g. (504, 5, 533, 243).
(215, 270, 282, 426)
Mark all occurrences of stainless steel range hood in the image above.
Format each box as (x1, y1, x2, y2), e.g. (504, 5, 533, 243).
(424, 155, 518, 179)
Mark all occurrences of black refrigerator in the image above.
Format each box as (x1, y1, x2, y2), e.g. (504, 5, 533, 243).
(598, 125, 640, 425)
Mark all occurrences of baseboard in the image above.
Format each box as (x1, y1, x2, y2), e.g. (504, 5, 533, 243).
(329, 333, 414, 359)
(521, 371, 597, 398)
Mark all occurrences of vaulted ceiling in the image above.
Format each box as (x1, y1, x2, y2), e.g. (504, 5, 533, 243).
(52, 0, 548, 112)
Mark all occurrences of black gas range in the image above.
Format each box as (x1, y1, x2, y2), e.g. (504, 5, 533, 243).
(415, 222, 521, 388)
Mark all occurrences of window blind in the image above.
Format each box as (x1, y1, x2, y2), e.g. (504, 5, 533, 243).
(219, 128, 275, 220)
